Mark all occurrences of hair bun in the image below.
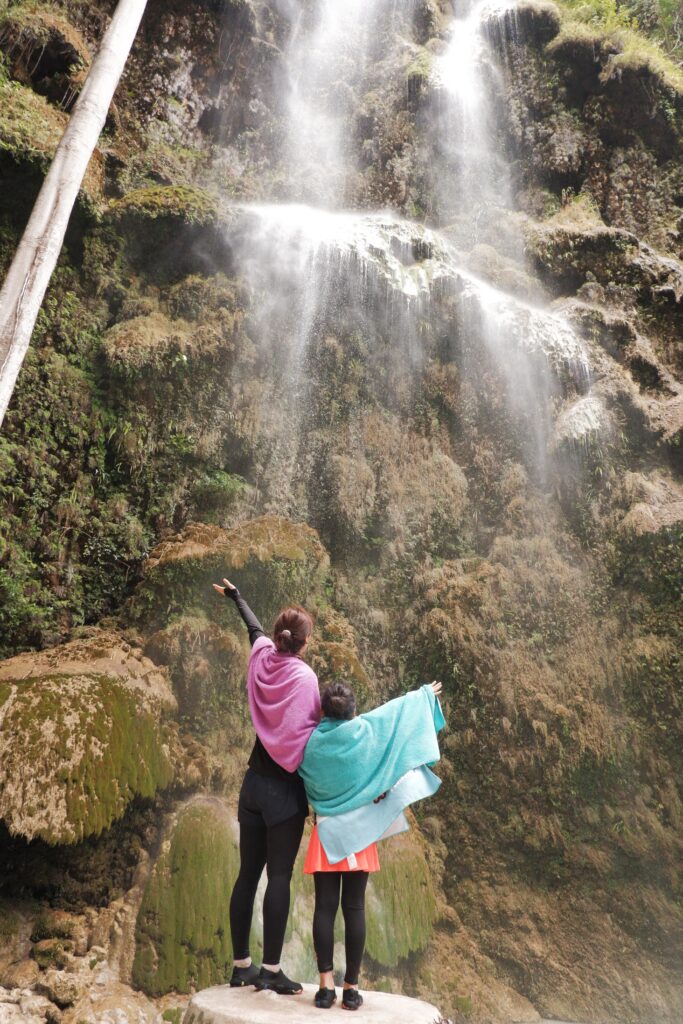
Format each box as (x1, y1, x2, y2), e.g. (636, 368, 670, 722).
(281, 629, 292, 639)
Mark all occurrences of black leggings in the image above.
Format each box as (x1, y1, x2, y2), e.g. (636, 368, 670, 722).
(230, 813, 306, 965)
(313, 871, 369, 986)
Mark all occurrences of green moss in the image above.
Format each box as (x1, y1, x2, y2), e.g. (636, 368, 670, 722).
(406, 47, 434, 95)
(0, 78, 66, 162)
(551, 3, 683, 92)
(111, 186, 219, 226)
(162, 1010, 183, 1024)
(0, 78, 102, 195)
(0, 2, 89, 64)
(129, 516, 330, 635)
(0, 682, 10, 707)
(0, 341, 148, 656)
(365, 836, 436, 967)
(30, 912, 74, 941)
(32, 937, 74, 968)
(0, 673, 174, 844)
(0, 909, 18, 942)
(133, 801, 240, 996)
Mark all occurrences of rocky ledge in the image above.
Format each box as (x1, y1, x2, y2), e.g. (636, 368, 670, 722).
(184, 985, 444, 1024)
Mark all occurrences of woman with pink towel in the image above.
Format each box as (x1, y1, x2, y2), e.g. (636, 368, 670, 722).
(213, 576, 321, 996)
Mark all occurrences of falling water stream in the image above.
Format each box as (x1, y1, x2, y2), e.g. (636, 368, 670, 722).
(221, 0, 603, 508)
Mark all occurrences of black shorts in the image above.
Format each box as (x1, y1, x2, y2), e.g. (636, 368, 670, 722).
(237, 768, 309, 828)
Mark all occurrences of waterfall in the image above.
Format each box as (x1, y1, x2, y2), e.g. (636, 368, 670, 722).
(433, 0, 518, 249)
(219, 0, 604, 502)
(274, 0, 402, 208)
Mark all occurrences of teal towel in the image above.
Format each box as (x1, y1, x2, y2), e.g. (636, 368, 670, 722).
(299, 683, 445, 817)
(318, 765, 442, 863)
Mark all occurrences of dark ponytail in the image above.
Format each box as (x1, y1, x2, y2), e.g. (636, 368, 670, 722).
(321, 681, 356, 720)
(273, 605, 313, 655)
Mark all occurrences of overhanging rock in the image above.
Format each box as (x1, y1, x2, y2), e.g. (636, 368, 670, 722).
(184, 985, 445, 1024)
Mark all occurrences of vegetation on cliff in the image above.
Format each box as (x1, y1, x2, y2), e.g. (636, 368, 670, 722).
(132, 799, 239, 996)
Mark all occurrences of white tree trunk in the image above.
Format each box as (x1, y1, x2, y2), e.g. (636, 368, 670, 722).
(0, 0, 149, 428)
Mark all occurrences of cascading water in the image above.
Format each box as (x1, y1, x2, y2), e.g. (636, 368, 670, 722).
(428, 0, 604, 454)
(220, 0, 602, 514)
(273, 0, 402, 208)
(433, 0, 518, 249)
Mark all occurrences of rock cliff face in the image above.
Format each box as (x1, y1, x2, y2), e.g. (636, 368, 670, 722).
(0, 0, 681, 1022)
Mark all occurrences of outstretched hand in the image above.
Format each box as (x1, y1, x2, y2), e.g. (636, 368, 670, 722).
(212, 577, 236, 596)
(430, 680, 443, 697)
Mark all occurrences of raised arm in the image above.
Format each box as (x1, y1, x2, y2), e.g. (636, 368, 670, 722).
(212, 577, 265, 647)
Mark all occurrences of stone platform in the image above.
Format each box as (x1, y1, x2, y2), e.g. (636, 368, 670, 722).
(184, 985, 443, 1024)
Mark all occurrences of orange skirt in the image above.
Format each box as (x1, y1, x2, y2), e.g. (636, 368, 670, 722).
(304, 824, 380, 874)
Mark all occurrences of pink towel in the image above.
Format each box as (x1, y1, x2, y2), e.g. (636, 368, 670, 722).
(247, 636, 321, 772)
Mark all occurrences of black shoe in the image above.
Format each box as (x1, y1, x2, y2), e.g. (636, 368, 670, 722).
(342, 988, 363, 1011)
(254, 967, 303, 995)
(314, 987, 337, 1009)
(230, 962, 261, 987)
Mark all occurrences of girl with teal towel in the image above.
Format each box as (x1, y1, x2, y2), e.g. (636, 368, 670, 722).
(299, 679, 444, 1011)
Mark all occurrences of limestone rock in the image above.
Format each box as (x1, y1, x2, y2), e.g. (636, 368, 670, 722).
(0, 988, 56, 1023)
(184, 985, 443, 1024)
(31, 940, 74, 971)
(616, 472, 683, 536)
(130, 515, 330, 633)
(0, 631, 176, 844)
(1, 958, 39, 989)
(37, 968, 85, 1008)
(0, 631, 175, 715)
(132, 797, 240, 997)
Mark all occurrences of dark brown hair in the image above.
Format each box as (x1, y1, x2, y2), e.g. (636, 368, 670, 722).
(273, 605, 314, 655)
(321, 681, 356, 720)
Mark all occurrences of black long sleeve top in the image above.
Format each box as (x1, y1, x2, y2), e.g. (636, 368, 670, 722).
(225, 586, 303, 783)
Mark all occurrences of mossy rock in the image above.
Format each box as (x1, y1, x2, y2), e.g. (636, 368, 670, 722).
(548, 10, 683, 99)
(132, 798, 240, 997)
(365, 832, 437, 967)
(110, 185, 219, 226)
(128, 515, 331, 634)
(31, 937, 74, 969)
(0, 631, 176, 844)
(144, 612, 248, 735)
(107, 187, 225, 280)
(0, 3, 90, 106)
(30, 908, 76, 942)
(102, 311, 222, 374)
(0, 908, 19, 944)
(0, 78, 102, 196)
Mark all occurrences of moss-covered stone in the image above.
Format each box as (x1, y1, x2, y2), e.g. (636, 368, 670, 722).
(30, 908, 75, 942)
(31, 937, 74, 969)
(110, 185, 218, 226)
(0, 2, 90, 108)
(144, 613, 247, 735)
(0, 77, 102, 195)
(132, 798, 239, 996)
(365, 832, 436, 966)
(0, 632, 176, 844)
(129, 515, 331, 634)
(550, 4, 683, 94)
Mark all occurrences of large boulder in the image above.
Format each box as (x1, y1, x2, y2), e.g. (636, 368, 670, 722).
(132, 798, 239, 997)
(0, 631, 176, 844)
(129, 515, 330, 634)
(184, 985, 442, 1024)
